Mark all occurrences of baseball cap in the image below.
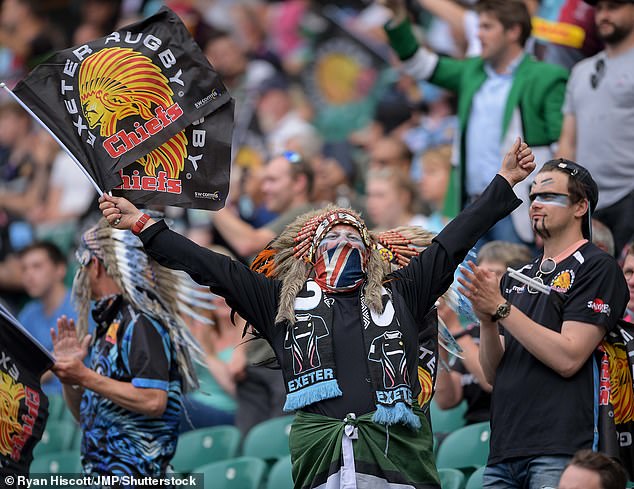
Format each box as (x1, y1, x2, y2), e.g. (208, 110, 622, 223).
(583, 0, 633, 5)
(545, 158, 599, 240)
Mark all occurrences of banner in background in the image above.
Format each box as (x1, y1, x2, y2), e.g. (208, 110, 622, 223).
(300, 6, 391, 142)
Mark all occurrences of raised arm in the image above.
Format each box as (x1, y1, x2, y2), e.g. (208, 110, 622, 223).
(99, 195, 280, 334)
(393, 138, 535, 319)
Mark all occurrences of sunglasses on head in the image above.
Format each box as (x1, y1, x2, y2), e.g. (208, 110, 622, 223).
(76, 247, 93, 267)
(282, 150, 302, 164)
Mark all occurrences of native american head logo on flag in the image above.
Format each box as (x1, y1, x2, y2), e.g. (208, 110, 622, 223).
(78, 47, 187, 180)
(0, 371, 26, 459)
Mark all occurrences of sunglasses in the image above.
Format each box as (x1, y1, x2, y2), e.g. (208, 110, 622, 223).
(75, 247, 93, 267)
(282, 150, 302, 164)
(590, 58, 605, 90)
(528, 257, 557, 294)
(528, 192, 570, 207)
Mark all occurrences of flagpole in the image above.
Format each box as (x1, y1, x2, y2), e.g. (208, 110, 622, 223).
(0, 82, 104, 196)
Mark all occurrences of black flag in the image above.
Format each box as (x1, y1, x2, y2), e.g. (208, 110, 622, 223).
(300, 6, 391, 141)
(12, 7, 234, 210)
(0, 305, 54, 476)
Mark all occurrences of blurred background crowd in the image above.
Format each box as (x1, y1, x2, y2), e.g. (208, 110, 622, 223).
(1, 0, 633, 439)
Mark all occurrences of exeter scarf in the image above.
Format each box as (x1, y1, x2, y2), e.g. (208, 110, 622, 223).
(282, 279, 421, 430)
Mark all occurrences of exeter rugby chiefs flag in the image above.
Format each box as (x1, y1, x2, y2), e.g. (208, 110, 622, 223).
(12, 7, 234, 210)
(0, 304, 54, 476)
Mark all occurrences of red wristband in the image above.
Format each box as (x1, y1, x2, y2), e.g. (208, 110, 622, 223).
(131, 213, 150, 235)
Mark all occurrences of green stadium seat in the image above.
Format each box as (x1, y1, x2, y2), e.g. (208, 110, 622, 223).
(266, 455, 293, 489)
(30, 450, 82, 474)
(430, 399, 468, 435)
(171, 425, 241, 474)
(465, 465, 485, 489)
(435, 422, 490, 473)
(197, 456, 268, 489)
(47, 395, 66, 420)
(242, 415, 294, 462)
(33, 420, 79, 456)
(438, 467, 466, 489)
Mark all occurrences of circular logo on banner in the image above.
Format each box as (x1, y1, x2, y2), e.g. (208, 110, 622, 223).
(308, 37, 377, 107)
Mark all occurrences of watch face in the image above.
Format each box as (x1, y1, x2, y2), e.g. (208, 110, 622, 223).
(492, 302, 511, 321)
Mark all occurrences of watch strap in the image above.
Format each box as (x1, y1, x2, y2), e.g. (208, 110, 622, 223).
(131, 213, 150, 235)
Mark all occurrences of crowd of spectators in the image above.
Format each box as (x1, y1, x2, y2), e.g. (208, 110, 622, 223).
(1, 0, 633, 468)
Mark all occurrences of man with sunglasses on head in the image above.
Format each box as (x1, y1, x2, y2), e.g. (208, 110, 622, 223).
(557, 0, 634, 256)
(461, 159, 629, 488)
(49, 220, 193, 477)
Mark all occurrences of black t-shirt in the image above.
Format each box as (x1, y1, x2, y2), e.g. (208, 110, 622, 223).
(489, 242, 629, 464)
(301, 292, 376, 418)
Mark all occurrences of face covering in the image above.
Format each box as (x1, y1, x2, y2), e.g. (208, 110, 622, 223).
(314, 241, 366, 292)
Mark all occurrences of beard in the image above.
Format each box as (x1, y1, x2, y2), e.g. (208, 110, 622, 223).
(532, 216, 551, 239)
(598, 22, 632, 45)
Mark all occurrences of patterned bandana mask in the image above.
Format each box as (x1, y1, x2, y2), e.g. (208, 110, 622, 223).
(314, 241, 367, 292)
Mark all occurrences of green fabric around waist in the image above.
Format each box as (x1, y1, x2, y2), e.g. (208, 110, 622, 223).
(289, 407, 440, 489)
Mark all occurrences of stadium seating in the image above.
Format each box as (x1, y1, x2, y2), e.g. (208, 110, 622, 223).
(30, 450, 82, 474)
(465, 465, 485, 489)
(429, 399, 468, 435)
(242, 415, 294, 462)
(266, 455, 293, 489)
(435, 422, 490, 473)
(438, 467, 466, 489)
(196, 456, 268, 489)
(47, 395, 66, 420)
(33, 419, 79, 456)
(171, 425, 241, 474)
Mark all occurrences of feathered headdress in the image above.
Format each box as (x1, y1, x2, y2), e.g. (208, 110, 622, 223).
(250, 205, 436, 324)
(72, 218, 211, 392)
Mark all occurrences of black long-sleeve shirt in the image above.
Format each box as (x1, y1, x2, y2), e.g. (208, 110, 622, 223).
(139, 175, 521, 418)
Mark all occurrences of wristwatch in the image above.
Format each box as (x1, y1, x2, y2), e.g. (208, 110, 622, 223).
(491, 301, 511, 322)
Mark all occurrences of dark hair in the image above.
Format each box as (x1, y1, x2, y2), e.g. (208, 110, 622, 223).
(567, 450, 627, 489)
(624, 242, 634, 261)
(18, 241, 66, 266)
(475, 0, 533, 47)
(538, 160, 591, 208)
(202, 28, 233, 49)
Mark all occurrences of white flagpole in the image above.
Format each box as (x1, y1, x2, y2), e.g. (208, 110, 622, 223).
(0, 82, 104, 196)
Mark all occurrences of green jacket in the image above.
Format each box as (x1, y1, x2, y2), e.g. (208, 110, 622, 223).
(386, 20, 569, 239)
(431, 54, 568, 216)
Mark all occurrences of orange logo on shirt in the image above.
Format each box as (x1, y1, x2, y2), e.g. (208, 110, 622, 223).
(550, 270, 575, 292)
(105, 320, 120, 344)
(0, 371, 25, 459)
(417, 367, 433, 408)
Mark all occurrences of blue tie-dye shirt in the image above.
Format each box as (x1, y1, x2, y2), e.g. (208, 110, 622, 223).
(80, 295, 182, 476)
